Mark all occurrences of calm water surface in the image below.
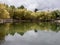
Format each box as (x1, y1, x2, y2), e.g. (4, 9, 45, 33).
(0, 22, 60, 45)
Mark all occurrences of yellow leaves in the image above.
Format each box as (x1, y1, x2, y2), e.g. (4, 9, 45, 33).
(31, 12, 36, 16)
(15, 9, 26, 18)
(0, 3, 10, 19)
(24, 10, 32, 18)
(30, 12, 38, 19)
(0, 9, 10, 19)
(3, 10, 10, 18)
(15, 9, 26, 14)
(0, 4, 6, 9)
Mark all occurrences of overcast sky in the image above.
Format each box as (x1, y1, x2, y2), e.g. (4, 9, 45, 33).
(0, 0, 60, 10)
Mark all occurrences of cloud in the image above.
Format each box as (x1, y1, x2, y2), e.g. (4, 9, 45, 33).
(0, 0, 60, 10)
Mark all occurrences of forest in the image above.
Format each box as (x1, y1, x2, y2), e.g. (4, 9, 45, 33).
(0, 3, 60, 21)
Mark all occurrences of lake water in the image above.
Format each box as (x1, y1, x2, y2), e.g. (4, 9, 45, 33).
(0, 22, 60, 45)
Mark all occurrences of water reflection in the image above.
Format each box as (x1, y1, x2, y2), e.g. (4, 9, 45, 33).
(0, 22, 60, 45)
(0, 23, 10, 40)
(1, 30, 60, 45)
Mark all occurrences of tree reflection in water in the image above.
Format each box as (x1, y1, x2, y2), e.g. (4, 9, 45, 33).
(0, 22, 60, 41)
(1, 30, 60, 45)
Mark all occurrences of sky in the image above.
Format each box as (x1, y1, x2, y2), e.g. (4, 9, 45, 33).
(0, 0, 60, 11)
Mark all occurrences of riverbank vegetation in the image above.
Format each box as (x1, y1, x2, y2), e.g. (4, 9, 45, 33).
(0, 3, 60, 21)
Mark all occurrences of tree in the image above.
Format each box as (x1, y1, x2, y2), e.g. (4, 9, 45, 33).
(14, 9, 26, 20)
(10, 5, 15, 9)
(24, 10, 32, 20)
(7, 5, 16, 18)
(34, 8, 38, 12)
(18, 5, 25, 9)
(0, 9, 10, 19)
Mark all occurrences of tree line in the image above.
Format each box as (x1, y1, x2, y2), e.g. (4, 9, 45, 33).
(0, 3, 60, 21)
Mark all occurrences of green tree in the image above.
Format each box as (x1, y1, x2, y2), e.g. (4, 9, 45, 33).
(14, 9, 26, 19)
(10, 5, 15, 9)
(7, 5, 16, 18)
(18, 5, 25, 9)
(34, 8, 38, 12)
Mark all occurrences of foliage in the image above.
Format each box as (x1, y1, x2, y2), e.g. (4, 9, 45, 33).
(0, 9, 10, 19)
(34, 8, 38, 12)
(18, 5, 25, 9)
(0, 3, 60, 20)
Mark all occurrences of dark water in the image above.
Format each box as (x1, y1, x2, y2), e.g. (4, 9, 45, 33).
(0, 22, 60, 45)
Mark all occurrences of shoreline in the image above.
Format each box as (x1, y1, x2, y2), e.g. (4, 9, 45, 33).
(0, 19, 60, 23)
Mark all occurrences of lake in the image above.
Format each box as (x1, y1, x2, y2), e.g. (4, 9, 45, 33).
(0, 22, 60, 45)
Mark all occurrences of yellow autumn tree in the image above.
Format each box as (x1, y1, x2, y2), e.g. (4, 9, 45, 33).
(0, 9, 10, 19)
(0, 3, 10, 19)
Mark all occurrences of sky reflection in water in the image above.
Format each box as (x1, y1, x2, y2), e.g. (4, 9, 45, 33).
(1, 30, 60, 45)
(0, 22, 60, 45)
